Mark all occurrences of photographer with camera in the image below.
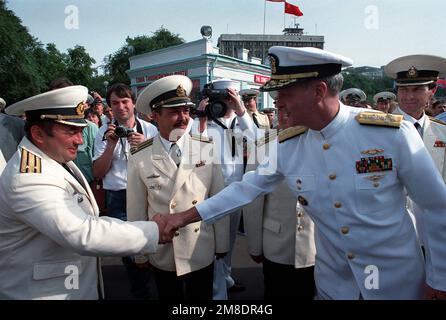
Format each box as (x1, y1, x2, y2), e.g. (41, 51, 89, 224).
(191, 79, 261, 299)
(92, 83, 158, 299)
(90, 91, 109, 124)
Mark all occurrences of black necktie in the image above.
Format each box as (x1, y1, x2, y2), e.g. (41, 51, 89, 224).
(252, 113, 260, 128)
(169, 143, 181, 167)
(414, 122, 422, 137)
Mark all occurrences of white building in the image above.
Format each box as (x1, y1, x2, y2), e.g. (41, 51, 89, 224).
(127, 38, 274, 110)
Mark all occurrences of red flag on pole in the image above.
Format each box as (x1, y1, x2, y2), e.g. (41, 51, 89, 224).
(284, 1, 304, 16)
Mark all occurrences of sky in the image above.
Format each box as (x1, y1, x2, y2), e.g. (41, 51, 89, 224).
(6, 0, 446, 70)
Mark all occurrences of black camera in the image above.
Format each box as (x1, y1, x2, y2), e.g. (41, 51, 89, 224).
(114, 126, 134, 138)
(192, 84, 229, 119)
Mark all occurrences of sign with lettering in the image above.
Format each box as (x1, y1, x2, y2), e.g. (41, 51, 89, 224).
(254, 74, 270, 84)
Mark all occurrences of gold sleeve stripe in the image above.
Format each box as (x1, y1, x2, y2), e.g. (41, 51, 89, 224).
(191, 134, 213, 143)
(35, 156, 41, 173)
(430, 117, 446, 126)
(130, 138, 154, 155)
(20, 149, 28, 173)
(19, 149, 42, 174)
(27, 153, 35, 173)
(278, 126, 308, 143)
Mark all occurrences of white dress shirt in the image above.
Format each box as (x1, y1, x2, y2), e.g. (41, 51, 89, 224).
(93, 119, 158, 190)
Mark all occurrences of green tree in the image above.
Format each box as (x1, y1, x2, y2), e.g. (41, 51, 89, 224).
(342, 73, 394, 103)
(66, 45, 97, 87)
(88, 74, 112, 97)
(104, 27, 184, 84)
(0, 0, 46, 104)
(33, 43, 70, 87)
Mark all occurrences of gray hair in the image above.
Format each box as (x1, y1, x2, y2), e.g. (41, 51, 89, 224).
(291, 73, 344, 96)
(320, 73, 344, 95)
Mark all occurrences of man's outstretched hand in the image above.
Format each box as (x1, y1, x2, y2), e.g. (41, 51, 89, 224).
(153, 208, 202, 243)
(152, 214, 172, 244)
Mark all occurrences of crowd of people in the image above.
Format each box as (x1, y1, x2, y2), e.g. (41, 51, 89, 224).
(1, 45, 446, 300)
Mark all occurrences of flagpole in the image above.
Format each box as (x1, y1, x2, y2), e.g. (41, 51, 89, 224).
(283, 7, 286, 29)
(263, 0, 267, 63)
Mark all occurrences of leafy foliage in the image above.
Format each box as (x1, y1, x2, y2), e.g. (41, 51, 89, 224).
(103, 27, 184, 85)
(0, 1, 100, 104)
(342, 71, 395, 103)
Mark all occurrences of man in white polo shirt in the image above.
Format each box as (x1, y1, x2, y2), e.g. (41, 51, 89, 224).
(92, 83, 158, 299)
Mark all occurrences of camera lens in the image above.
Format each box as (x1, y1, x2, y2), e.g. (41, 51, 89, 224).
(114, 126, 128, 138)
(208, 101, 227, 118)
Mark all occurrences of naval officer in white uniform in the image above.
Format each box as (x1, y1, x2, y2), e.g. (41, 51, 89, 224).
(0, 86, 164, 299)
(386, 55, 446, 249)
(161, 47, 446, 300)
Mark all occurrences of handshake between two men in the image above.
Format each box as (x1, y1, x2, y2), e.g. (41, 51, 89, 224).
(152, 208, 202, 243)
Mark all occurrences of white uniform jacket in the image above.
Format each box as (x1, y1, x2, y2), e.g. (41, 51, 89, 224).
(197, 104, 446, 299)
(243, 181, 316, 267)
(0, 138, 159, 300)
(248, 110, 270, 130)
(394, 108, 446, 244)
(127, 134, 230, 276)
(243, 135, 316, 267)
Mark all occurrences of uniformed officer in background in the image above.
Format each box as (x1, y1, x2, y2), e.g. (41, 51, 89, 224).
(385, 54, 446, 250)
(261, 104, 277, 129)
(240, 89, 270, 129)
(0, 86, 164, 299)
(243, 91, 316, 300)
(192, 79, 260, 299)
(161, 46, 446, 300)
(339, 88, 367, 107)
(127, 75, 229, 300)
(373, 91, 396, 113)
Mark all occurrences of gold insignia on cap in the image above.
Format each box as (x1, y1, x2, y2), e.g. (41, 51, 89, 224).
(269, 55, 277, 75)
(407, 66, 418, 78)
(176, 84, 187, 97)
(75, 102, 86, 115)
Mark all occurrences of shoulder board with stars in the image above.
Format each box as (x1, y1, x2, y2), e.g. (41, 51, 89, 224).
(355, 112, 403, 128)
(191, 134, 213, 143)
(256, 130, 278, 147)
(278, 126, 308, 143)
(20, 148, 42, 174)
(130, 138, 154, 155)
(429, 116, 446, 126)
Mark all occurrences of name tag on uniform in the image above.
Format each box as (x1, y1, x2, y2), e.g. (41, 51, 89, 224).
(434, 140, 446, 148)
(356, 156, 393, 174)
(147, 174, 160, 179)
